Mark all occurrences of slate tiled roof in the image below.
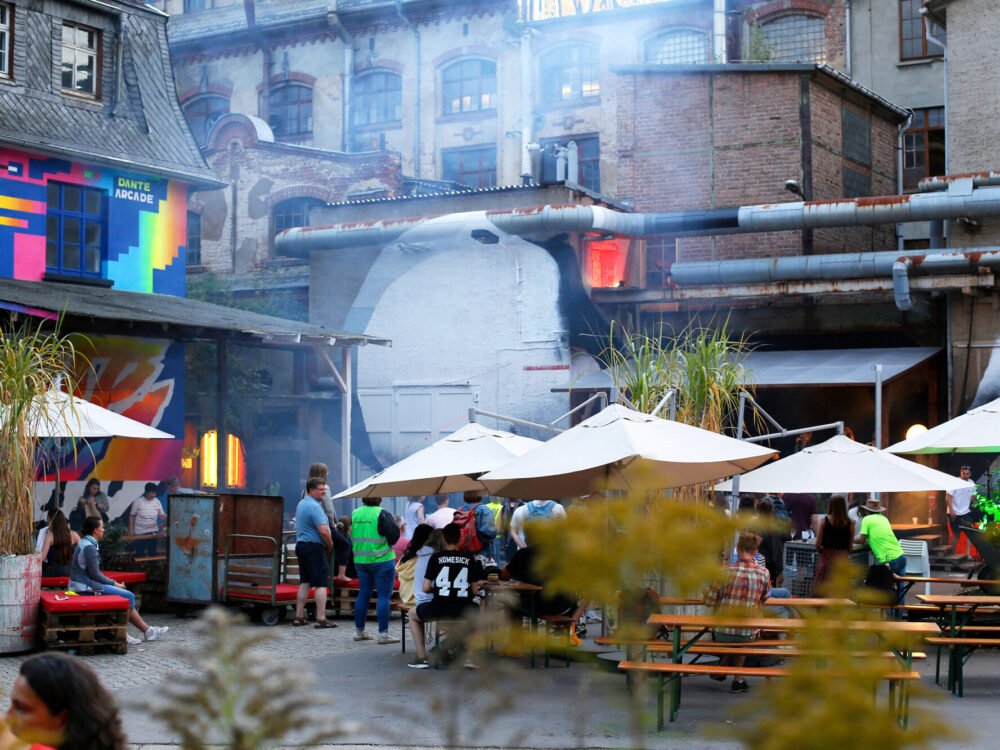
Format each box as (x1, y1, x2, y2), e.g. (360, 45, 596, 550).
(0, 1, 220, 189)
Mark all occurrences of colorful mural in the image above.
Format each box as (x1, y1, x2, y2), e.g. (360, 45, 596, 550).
(0, 146, 188, 296)
(34, 335, 185, 520)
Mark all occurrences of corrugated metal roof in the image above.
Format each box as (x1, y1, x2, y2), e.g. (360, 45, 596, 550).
(326, 181, 633, 211)
(0, 278, 389, 348)
(553, 347, 940, 391)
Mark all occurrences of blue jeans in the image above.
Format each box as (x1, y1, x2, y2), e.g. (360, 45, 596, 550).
(764, 587, 793, 619)
(889, 554, 907, 609)
(354, 559, 395, 633)
(102, 584, 136, 610)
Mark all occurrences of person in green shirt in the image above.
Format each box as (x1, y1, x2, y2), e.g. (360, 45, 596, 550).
(854, 497, 907, 606)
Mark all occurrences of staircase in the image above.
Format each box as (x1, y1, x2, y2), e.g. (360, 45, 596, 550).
(920, 531, 979, 574)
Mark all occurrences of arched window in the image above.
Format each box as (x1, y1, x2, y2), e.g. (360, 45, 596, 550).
(267, 83, 313, 141)
(182, 95, 230, 146)
(272, 197, 325, 255)
(351, 71, 402, 126)
(539, 45, 600, 104)
(645, 30, 711, 64)
(760, 14, 826, 64)
(441, 59, 497, 115)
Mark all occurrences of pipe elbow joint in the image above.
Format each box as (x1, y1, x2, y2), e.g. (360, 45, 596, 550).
(893, 259, 913, 311)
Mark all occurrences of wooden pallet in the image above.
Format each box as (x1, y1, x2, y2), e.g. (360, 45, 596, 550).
(39, 608, 128, 653)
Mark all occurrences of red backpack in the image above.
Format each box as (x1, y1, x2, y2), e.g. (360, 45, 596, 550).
(452, 504, 483, 552)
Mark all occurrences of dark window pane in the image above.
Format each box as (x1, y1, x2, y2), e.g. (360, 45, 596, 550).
(84, 245, 100, 273)
(46, 242, 59, 268)
(85, 189, 101, 215)
(61, 58, 74, 90)
(63, 244, 80, 271)
(64, 186, 81, 212)
(63, 217, 80, 245)
(85, 221, 100, 246)
(47, 184, 60, 208)
(46, 215, 58, 241)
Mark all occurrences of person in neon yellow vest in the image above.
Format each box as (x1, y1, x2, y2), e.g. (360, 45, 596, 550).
(351, 498, 401, 644)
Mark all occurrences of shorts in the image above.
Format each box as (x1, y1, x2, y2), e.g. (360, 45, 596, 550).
(949, 512, 973, 535)
(415, 600, 467, 623)
(295, 541, 330, 588)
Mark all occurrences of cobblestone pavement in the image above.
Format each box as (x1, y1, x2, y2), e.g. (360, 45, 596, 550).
(0, 609, 407, 699)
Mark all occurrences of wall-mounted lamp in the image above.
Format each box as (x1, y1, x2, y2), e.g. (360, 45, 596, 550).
(905, 423, 928, 441)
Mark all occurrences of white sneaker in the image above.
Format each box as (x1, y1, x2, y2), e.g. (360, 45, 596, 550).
(144, 625, 168, 642)
(354, 632, 373, 641)
(126, 634, 142, 646)
(377, 633, 400, 645)
(463, 660, 480, 670)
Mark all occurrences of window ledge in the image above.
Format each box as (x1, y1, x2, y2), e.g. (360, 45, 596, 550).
(436, 109, 498, 125)
(897, 58, 941, 68)
(534, 97, 601, 114)
(43, 272, 113, 288)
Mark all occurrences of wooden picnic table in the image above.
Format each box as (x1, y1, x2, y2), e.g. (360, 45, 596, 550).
(645, 612, 936, 724)
(916, 593, 1000, 695)
(895, 575, 1000, 599)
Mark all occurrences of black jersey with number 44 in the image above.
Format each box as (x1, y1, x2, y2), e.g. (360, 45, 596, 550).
(424, 551, 484, 617)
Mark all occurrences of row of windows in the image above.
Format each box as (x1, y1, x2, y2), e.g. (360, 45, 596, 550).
(0, 6, 101, 97)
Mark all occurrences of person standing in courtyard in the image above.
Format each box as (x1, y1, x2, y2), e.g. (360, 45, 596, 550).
(946, 465, 975, 556)
(293, 478, 335, 628)
(425, 495, 455, 529)
(351, 497, 401, 644)
(855, 497, 906, 607)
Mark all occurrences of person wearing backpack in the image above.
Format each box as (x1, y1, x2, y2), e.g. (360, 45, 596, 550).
(452, 492, 499, 569)
(509, 499, 565, 549)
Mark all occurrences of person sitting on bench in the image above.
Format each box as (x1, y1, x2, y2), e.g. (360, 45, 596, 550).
(70, 517, 167, 645)
(407, 523, 484, 669)
(706, 531, 770, 693)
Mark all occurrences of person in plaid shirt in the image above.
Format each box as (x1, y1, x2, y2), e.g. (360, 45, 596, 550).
(707, 531, 771, 693)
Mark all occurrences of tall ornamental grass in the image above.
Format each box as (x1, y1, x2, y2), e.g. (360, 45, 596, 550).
(0, 321, 83, 556)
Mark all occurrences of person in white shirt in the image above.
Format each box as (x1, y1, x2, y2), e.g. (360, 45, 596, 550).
(425, 496, 456, 529)
(946, 465, 976, 556)
(509, 500, 566, 549)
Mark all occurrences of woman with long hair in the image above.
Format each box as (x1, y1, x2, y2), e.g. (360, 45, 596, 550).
(69, 480, 109, 532)
(396, 523, 435, 609)
(812, 494, 854, 593)
(40, 510, 79, 578)
(4, 652, 127, 750)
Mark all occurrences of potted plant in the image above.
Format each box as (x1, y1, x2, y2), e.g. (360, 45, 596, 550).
(0, 320, 84, 653)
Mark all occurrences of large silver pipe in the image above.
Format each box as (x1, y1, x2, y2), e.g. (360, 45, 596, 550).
(276, 182, 1000, 256)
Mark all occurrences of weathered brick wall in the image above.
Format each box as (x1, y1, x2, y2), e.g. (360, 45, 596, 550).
(615, 68, 900, 264)
(943, 0, 1000, 248)
(191, 118, 401, 273)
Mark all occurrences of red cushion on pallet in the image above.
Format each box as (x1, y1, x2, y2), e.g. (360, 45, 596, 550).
(41, 572, 145, 589)
(227, 584, 316, 602)
(40, 591, 130, 612)
(335, 578, 401, 590)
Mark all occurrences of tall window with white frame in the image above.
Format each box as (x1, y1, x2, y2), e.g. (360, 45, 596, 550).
(350, 71, 402, 151)
(539, 45, 599, 104)
(268, 83, 312, 142)
(61, 22, 100, 98)
(0, 3, 11, 80)
(46, 182, 106, 278)
(900, 0, 944, 60)
(441, 59, 496, 115)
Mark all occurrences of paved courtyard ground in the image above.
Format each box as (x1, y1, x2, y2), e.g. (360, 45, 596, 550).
(3, 593, 1000, 749)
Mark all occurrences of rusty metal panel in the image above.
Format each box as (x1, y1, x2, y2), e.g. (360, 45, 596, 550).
(0, 554, 41, 654)
(166, 494, 219, 605)
(215, 494, 284, 556)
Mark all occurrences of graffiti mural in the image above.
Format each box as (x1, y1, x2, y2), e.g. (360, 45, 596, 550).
(34, 335, 185, 520)
(0, 146, 188, 296)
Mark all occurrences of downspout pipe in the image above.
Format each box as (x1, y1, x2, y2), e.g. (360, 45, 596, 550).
(845, 0, 852, 77)
(277, 183, 1000, 255)
(713, 0, 727, 62)
(328, 13, 352, 153)
(896, 108, 913, 251)
(395, 1, 421, 175)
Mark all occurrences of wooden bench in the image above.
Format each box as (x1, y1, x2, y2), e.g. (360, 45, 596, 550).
(38, 592, 130, 655)
(328, 578, 402, 618)
(618, 660, 920, 729)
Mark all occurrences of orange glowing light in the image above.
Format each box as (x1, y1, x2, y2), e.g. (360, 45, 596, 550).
(200, 430, 246, 488)
(586, 236, 628, 288)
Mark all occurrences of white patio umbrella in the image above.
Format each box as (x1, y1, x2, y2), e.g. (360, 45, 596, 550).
(478, 403, 776, 500)
(335, 421, 542, 498)
(714, 434, 973, 494)
(20, 389, 174, 439)
(887, 396, 1000, 454)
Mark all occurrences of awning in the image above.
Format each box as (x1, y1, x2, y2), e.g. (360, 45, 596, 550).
(744, 347, 940, 387)
(554, 347, 940, 392)
(0, 278, 389, 348)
